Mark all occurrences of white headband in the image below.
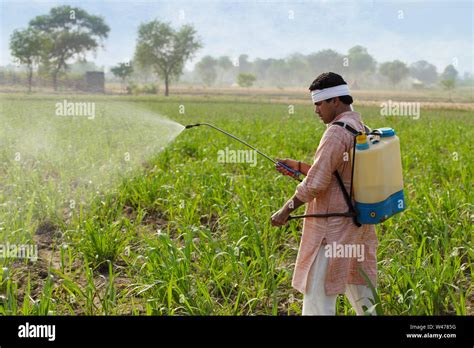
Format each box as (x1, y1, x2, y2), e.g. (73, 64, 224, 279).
(311, 84, 351, 103)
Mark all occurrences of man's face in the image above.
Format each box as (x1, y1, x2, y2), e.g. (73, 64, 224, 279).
(314, 98, 337, 124)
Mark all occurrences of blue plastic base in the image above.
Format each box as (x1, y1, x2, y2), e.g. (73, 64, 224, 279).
(356, 190, 405, 224)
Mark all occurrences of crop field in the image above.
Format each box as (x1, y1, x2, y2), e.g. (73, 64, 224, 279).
(0, 94, 472, 315)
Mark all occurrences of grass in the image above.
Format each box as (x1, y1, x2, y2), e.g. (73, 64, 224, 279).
(0, 93, 472, 315)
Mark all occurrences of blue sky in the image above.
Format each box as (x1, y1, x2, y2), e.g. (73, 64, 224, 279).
(1, 0, 472, 74)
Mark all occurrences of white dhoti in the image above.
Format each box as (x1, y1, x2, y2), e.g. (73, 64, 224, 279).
(302, 249, 377, 315)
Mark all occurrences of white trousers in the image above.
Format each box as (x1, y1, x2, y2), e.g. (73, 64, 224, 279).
(302, 248, 376, 315)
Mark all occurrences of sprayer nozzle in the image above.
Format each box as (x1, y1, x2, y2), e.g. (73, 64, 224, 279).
(185, 123, 201, 129)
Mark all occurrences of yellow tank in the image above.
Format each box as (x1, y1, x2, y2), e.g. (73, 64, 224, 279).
(351, 127, 405, 224)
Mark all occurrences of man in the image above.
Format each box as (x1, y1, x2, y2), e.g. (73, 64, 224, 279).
(271, 72, 378, 315)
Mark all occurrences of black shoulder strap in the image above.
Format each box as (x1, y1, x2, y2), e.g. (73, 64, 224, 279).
(334, 171, 361, 227)
(333, 121, 371, 136)
(331, 121, 363, 227)
(332, 121, 360, 135)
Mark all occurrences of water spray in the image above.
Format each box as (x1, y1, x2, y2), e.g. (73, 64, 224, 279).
(185, 123, 303, 181)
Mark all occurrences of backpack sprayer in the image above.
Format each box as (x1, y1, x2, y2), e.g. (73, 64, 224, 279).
(185, 122, 405, 225)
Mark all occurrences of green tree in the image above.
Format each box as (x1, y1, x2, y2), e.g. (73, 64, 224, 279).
(237, 73, 256, 87)
(217, 56, 233, 71)
(440, 64, 458, 101)
(111, 62, 133, 92)
(217, 56, 234, 85)
(379, 60, 409, 85)
(134, 20, 202, 96)
(460, 72, 474, 86)
(253, 58, 272, 82)
(267, 59, 289, 86)
(307, 49, 345, 76)
(195, 56, 217, 86)
(286, 53, 308, 86)
(440, 64, 458, 83)
(238, 54, 251, 74)
(29, 5, 110, 90)
(9, 28, 45, 92)
(409, 60, 438, 85)
(347, 46, 376, 84)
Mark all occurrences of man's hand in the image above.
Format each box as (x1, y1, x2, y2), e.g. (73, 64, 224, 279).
(275, 158, 300, 178)
(275, 158, 310, 177)
(271, 207, 290, 227)
(271, 195, 305, 228)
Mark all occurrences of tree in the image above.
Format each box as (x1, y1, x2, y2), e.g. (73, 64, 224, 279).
(217, 56, 234, 85)
(440, 79, 455, 90)
(29, 5, 110, 90)
(217, 56, 233, 71)
(111, 62, 133, 92)
(237, 73, 256, 87)
(347, 46, 376, 83)
(440, 64, 458, 83)
(253, 58, 274, 83)
(286, 53, 309, 86)
(379, 60, 409, 85)
(134, 20, 202, 96)
(195, 56, 217, 86)
(440, 64, 458, 100)
(238, 54, 251, 73)
(9, 28, 45, 92)
(69, 58, 101, 74)
(460, 72, 474, 86)
(409, 60, 438, 85)
(307, 49, 345, 76)
(267, 59, 289, 86)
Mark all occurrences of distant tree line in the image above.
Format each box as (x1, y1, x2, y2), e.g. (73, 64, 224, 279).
(190, 47, 466, 90)
(7, 5, 471, 95)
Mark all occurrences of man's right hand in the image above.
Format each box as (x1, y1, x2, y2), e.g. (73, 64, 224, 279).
(275, 158, 300, 177)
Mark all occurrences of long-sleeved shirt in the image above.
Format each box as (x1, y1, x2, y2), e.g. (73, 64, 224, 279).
(292, 111, 378, 296)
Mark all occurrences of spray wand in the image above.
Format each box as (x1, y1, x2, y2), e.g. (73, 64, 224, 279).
(185, 123, 303, 181)
(184, 123, 362, 223)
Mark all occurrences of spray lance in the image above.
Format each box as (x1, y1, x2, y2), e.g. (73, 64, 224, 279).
(185, 122, 361, 223)
(185, 123, 304, 181)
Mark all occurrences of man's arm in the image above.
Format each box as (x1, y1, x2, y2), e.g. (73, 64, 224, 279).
(275, 158, 311, 176)
(299, 162, 311, 176)
(271, 126, 347, 227)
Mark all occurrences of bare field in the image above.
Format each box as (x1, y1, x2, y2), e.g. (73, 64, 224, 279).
(3, 83, 472, 109)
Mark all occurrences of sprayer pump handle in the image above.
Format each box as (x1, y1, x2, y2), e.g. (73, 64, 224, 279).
(277, 162, 303, 182)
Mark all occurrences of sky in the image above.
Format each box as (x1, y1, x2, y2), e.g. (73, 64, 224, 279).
(0, 0, 473, 74)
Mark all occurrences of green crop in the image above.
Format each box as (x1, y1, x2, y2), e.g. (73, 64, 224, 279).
(0, 94, 472, 315)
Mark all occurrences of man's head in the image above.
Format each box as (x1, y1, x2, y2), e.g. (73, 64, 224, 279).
(309, 72, 353, 124)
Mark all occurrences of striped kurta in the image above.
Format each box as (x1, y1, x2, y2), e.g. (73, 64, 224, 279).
(292, 111, 378, 296)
